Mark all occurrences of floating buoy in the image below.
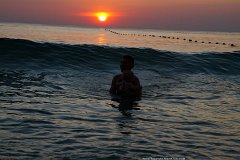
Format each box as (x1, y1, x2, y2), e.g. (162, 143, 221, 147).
(183, 39, 186, 40)
(189, 39, 192, 42)
(195, 40, 198, 42)
(201, 41, 205, 43)
(222, 43, 226, 45)
(209, 42, 212, 44)
(231, 44, 235, 47)
(216, 42, 219, 44)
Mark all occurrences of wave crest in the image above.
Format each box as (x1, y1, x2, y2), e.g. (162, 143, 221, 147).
(1, 38, 240, 75)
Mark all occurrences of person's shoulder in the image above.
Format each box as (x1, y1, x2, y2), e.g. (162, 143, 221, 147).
(113, 74, 122, 79)
(133, 74, 140, 80)
(112, 74, 122, 81)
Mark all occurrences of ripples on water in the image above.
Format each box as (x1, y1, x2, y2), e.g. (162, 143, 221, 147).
(0, 38, 240, 159)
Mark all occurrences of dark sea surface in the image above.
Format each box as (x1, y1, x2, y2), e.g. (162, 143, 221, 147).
(0, 24, 240, 160)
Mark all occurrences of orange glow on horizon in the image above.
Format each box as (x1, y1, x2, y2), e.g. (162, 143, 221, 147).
(73, 10, 125, 26)
(78, 11, 122, 17)
(77, 11, 123, 24)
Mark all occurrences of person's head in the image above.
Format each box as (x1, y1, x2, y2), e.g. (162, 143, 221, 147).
(120, 55, 134, 72)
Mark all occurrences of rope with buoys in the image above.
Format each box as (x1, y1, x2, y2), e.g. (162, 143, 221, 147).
(105, 28, 237, 47)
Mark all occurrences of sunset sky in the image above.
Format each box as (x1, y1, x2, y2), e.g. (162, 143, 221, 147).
(0, 0, 240, 31)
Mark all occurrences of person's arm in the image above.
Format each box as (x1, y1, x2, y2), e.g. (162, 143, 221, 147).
(129, 77, 141, 90)
(131, 77, 142, 96)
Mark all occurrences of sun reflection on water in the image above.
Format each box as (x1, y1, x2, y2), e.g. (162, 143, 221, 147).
(97, 33, 106, 45)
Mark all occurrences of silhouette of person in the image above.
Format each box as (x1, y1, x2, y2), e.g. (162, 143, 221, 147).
(110, 55, 142, 100)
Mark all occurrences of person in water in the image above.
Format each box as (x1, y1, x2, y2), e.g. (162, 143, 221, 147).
(110, 55, 142, 99)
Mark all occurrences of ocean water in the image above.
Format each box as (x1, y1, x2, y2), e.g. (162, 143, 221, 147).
(0, 23, 240, 160)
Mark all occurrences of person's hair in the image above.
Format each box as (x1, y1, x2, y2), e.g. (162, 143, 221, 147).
(123, 55, 134, 66)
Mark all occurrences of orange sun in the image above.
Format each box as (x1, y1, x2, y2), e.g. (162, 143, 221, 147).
(96, 12, 108, 22)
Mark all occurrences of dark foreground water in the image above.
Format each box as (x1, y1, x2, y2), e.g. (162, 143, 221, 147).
(0, 38, 240, 160)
